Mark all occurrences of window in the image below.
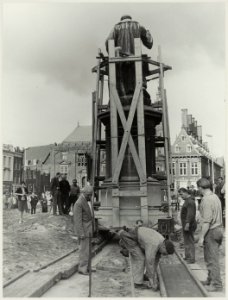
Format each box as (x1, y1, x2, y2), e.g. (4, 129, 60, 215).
(3, 156, 6, 167)
(60, 164, 68, 175)
(77, 154, 87, 167)
(186, 145, 192, 152)
(175, 145, 180, 153)
(62, 152, 67, 161)
(191, 162, 198, 175)
(172, 162, 175, 175)
(179, 162, 187, 175)
(181, 135, 185, 141)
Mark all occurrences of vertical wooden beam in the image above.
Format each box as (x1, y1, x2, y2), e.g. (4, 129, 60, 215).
(165, 90, 173, 186)
(112, 189, 120, 227)
(140, 185, 148, 224)
(158, 46, 172, 218)
(135, 38, 148, 223)
(108, 40, 119, 227)
(108, 40, 118, 179)
(135, 38, 147, 178)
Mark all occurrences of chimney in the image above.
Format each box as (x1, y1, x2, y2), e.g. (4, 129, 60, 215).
(197, 126, 202, 143)
(181, 109, 188, 128)
(191, 117, 196, 137)
(187, 114, 192, 134)
(193, 120, 198, 138)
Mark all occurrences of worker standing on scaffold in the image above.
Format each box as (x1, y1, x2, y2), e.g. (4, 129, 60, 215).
(105, 15, 153, 106)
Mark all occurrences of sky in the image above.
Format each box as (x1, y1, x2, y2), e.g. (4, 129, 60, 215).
(2, 1, 226, 157)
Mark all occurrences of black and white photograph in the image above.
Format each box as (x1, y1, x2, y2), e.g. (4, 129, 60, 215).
(2, 1, 226, 297)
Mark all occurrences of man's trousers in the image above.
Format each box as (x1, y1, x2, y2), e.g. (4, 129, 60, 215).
(183, 230, 195, 262)
(204, 227, 223, 288)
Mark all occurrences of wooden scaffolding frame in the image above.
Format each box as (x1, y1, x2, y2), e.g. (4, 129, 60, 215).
(91, 38, 173, 227)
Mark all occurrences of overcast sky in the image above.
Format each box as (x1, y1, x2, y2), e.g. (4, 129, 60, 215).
(2, 1, 226, 157)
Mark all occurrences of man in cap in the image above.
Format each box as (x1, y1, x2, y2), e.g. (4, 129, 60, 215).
(178, 187, 197, 264)
(105, 15, 153, 105)
(118, 226, 175, 290)
(197, 177, 223, 292)
(73, 185, 94, 275)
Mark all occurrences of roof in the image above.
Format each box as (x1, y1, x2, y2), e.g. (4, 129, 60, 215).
(172, 128, 222, 168)
(171, 128, 201, 157)
(25, 144, 53, 163)
(63, 125, 92, 143)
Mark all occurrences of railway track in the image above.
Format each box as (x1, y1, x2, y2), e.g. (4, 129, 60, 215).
(3, 238, 210, 297)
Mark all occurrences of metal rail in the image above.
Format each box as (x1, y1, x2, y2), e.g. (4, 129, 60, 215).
(3, 239, 108, 298)
(158, 250, 208, 297)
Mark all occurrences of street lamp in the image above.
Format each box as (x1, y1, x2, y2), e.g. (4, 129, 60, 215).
(206, 134, 214, 191)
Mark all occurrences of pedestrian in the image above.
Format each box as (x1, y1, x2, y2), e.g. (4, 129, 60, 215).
(69, 179, 80, 213)
(118, 227, 174, 291)
(73, 185, 94, 275)
(215, 177, 225, 212)
(197, 177, 223, 292)
(178, 188, 197, 264)
(59, 174, 71, 214)
(105, 15, 153, 105)
(50, 172, 63, 215)
(40, 193, 48, 213)
(3, 192, 8, 209)
(30, 192, 39, 214)
(15, 181, 29, 224)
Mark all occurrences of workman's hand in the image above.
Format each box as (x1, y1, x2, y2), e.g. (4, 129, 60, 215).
(184, 223, 190, 231)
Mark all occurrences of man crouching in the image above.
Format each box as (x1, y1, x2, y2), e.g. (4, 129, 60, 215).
(117, 226, 174, 290)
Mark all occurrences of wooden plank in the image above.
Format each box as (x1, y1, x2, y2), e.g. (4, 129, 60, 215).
(112, 82, 141, 183)
(112, 189, 120, 227)
(112, 190, 147, 197)
(110, 88, 146, 184)
(140, 185, 148, 224)
(135, 38, 147, 177)
(108, 40, 118, 177)
(109, 56, 142, 63)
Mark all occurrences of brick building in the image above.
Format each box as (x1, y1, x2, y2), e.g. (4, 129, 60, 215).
(23, 124, 96, 192)
(171, 109, 223, 189)
(2, 144, 24, 193)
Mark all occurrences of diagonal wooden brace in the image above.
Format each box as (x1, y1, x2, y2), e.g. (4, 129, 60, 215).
(110, 84, 147, 184)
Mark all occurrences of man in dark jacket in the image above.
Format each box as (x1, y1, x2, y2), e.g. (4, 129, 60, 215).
(105, 15, 153, 105)
(73, 185, 94, 275)
(178, 188, 197, 264)
(69, 179, 80, 212)
(59, 174, 71, 214)
(50, 172, 62, 215)
(215, 177, 225, 211)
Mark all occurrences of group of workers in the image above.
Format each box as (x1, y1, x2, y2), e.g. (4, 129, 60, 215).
(73, 176, 224, 293)
(175, 177, 224, 292)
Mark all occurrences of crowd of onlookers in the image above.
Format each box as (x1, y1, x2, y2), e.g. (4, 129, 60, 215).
(3, 173, 81, 223)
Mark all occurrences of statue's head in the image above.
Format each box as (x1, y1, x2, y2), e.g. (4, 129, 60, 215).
(120, 15, 132, 21)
